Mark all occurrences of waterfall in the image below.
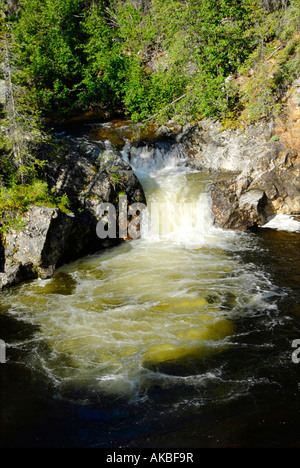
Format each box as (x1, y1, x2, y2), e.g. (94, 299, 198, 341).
(121, 140, 188, 172)
(121, 139, 216, 247)
(0, 133, 279, 402)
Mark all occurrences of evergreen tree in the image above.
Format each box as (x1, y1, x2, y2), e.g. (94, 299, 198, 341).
(0, 13, 46, 184)
(14, 0, 86, 112)
(2, 0, 299, 124)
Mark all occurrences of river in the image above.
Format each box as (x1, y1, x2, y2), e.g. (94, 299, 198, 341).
(0, 120, 299, 448)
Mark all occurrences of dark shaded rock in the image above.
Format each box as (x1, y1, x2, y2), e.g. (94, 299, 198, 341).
(211, 181, 275, 231)
(0, 138, 146, 290)
(42, 138, 146, 212)
(0, 235, 5, 273)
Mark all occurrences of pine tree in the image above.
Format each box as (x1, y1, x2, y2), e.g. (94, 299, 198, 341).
(0, 14, 46, 184)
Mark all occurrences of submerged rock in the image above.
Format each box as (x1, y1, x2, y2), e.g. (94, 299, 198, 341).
(143, 318, 235, 372)
(0, 138, 146, 290)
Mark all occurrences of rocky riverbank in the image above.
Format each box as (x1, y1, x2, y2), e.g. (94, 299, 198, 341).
(1, 78, 299, 290)
(0, 137, 146, 290)
(176, 78, 300, 231)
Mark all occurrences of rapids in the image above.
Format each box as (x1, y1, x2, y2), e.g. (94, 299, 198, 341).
(1, 121, 299, 448)
(0, 136, 280, 398)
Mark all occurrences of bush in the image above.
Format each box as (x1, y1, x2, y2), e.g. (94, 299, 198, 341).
(0, 179, 70, 232)
(4, 0, 300, 126)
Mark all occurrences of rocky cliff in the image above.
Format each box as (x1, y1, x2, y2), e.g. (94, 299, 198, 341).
(0, 78, 299, 290)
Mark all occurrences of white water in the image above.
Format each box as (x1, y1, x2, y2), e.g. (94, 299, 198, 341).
(263, 214, 300, 233)
(123, 142, 210, 245)
(1, 141, 279, 401)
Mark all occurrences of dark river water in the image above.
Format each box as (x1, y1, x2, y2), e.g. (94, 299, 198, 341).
(0, 121, 299, 449)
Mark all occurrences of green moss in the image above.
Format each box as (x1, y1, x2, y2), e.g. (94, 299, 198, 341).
(0, 179, 71, 232)
(270, 134, 280, 141)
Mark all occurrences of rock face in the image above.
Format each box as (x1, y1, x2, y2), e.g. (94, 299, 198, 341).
(0, 138, 146, 290)
(210, 180, 275, 231)
(0, 207, 80, 289)
(43, 137, 146, 216)
(275, 78, 300, 158)
(0, 80, 6, 107)
(178, 80, 300, 231)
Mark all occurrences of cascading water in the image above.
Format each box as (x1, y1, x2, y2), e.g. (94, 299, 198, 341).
(122, 140, 220, 245)
(1, 121, 300, 448)
(0, 136, 281, 405)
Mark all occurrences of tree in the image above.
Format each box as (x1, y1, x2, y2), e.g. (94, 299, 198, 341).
(0, 15, 46, 184)
(14, 0, 86, 113)
(4, 0, 299, 125)
(80, 0, 125, 108)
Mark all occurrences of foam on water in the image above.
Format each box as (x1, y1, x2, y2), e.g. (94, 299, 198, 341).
(263, 214, 300, 233)
(0, 140, 280, 401)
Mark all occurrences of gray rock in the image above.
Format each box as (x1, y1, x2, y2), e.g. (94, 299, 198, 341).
(181, 117, 300, 230)
(211, 181, 274, 231)
(43, 138, 146, 210)
(0, 80, 7, 106)
(238, 190, 266, 209)
(0, 138, 146, 290)
(0, 206, 80, 289)
(182, 119, 284, 177)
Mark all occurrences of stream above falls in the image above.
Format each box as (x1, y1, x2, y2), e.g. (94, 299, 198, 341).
(0, 119, 299, 448)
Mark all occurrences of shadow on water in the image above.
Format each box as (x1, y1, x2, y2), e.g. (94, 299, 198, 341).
(244, 228, 300, 327)
(0, 120, 300, 448)
(1, 227, 300, 448)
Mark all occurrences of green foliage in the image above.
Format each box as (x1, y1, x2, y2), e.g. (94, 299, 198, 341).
(0, 179, 71, 232)
(240, 0, 300, 122)
(80, 1, 124, 107)
(0, 13, 49, 184)
(239, 0, 300, 122)
(3, 0, 300, 125)
(14, 0, 86, 112)
(0, 0, 298, 231)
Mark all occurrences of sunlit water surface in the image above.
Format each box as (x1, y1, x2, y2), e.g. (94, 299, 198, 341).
(1, 126, 299, 447)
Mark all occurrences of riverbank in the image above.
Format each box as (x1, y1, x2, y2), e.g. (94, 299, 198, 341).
(0, 136, 146, 290)
(1, 98, 299, 291)
(0, 137, 299, 448)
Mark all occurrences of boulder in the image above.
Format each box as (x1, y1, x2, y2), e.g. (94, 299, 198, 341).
(0, 207, 81, 289)
(0, 138, 146, 289)
(43, 138, 146, 210)
(211, 182, 274, 231)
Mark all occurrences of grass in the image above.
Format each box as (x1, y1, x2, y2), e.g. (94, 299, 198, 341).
(0, 179, 71, 232)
